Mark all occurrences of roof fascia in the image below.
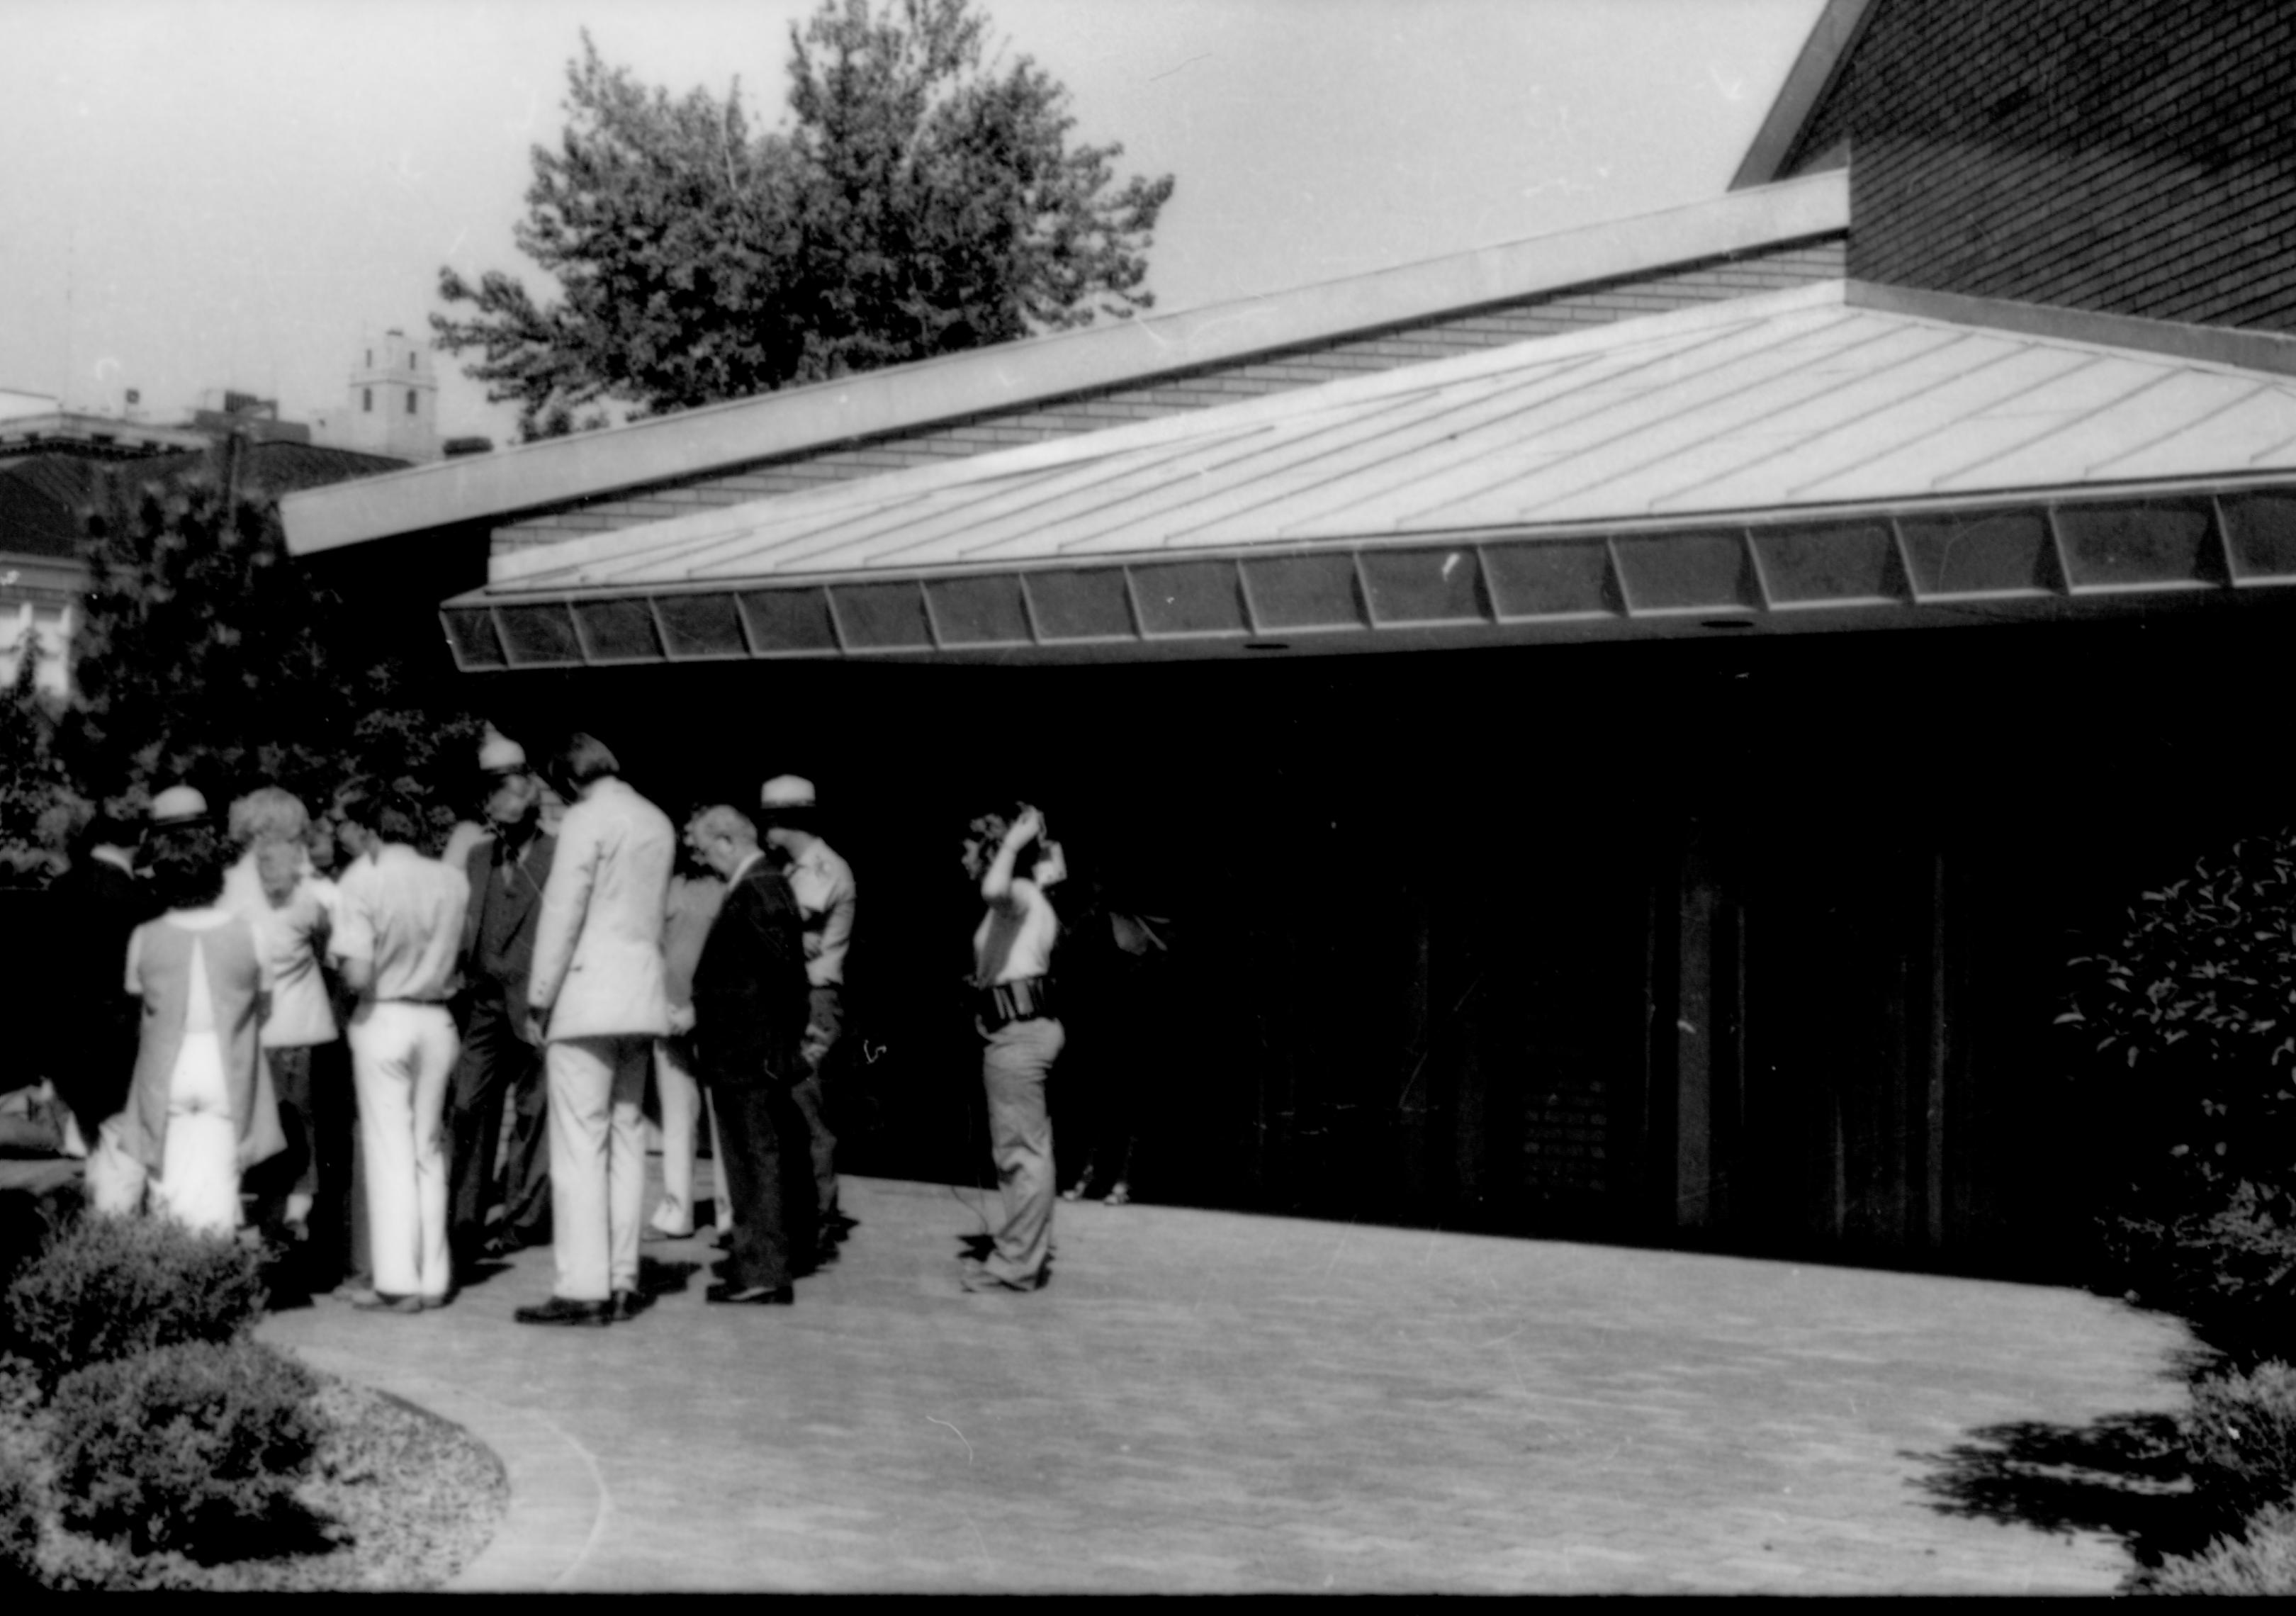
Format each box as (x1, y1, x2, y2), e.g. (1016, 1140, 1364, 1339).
(281, 171, 1850, 559)
(1730, 0, 1880, 191)
(1844, 280, 2296, 377)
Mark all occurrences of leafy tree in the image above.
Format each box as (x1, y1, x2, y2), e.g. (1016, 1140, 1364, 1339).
(0, 633, 83, 885)
(53, 462, 481, 851)
(434, 0, 1176, 438)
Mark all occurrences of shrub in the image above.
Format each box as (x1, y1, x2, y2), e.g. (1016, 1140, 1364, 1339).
(2146, 1498, 2296, 1594)
(4, 1212, 267, 1388)
(48, 1339, 322, 1560)
(2180, 1359, 2296, 1520)
(2061, 827, 2296, 1325)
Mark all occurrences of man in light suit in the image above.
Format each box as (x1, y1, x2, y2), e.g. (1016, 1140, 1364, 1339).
(514, 734, 675, 1327)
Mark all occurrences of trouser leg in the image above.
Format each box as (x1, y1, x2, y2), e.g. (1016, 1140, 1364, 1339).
(244, 1045, 315, 1231)
(651, 1037, 702, 1235)
(981, 1016, 1063, 1285)
(446, 994, 514, 1264)
(305, 1038, 355, 1289)
(707, 1076, 790, 1291)
(408, 1007, 460, 1300)
(545, 1036, 613, 1303)
(499, 1045, 552, 1244)
(794, 984, 843, 1224)
(350, 1006, 419, 1297)
(606, 1036, 647, 1295)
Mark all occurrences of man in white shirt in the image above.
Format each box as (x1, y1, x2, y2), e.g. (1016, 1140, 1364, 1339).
(757, 775, 857, 1255)
(330, 785, 470, 1313)
(959, 802, 1066, 1294)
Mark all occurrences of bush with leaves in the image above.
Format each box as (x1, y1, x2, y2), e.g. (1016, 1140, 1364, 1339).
(4, 1213, 269, 1391)
(2060, 826, 2296, 1324)
(2178, 1359, 2296, 1522)
(2146, 1494, 2296, 1594)
(47, 1339, 322, 1561)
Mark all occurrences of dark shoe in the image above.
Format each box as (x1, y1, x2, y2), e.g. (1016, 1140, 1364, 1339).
(609, 1288, 653, 1322)
(354, 1292, 425, 1315)
(479, 1234, 524, 1259)
(707, 1282, 794, 1306)
(514, 1296, 612, 1327)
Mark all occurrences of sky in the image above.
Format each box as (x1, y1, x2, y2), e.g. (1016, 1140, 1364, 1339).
(0, 0, 1828, 444)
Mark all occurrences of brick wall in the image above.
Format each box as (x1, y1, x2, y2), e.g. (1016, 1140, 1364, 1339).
(495, 237, 1845, 552)
(1782, 0, 2296, 330)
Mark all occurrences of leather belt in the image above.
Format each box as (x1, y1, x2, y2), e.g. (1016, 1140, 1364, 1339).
(981, 976, 1054, 1028)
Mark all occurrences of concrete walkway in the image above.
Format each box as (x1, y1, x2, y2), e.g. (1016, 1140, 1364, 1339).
(257, 1173, 2196, 1594)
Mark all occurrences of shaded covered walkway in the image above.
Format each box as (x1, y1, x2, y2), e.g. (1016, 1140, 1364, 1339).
(259, 1172, 2193, 1593)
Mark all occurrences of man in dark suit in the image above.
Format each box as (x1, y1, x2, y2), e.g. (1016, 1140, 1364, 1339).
(446, 734, 559, 1277)
(50, 808, 151, 1153)
(687, 804, 816, 1305)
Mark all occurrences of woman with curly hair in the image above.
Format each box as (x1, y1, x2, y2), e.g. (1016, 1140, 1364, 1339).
(221, 786, 340, 1247)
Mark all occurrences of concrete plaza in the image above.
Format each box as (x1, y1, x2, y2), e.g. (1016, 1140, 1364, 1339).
(257, 1172, 2195, 1593)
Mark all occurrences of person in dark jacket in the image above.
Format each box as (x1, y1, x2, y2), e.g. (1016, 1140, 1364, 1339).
(51, 807, 152, 1152)
(686, 804, 815, 1306)
(446, 734, 559, 1276)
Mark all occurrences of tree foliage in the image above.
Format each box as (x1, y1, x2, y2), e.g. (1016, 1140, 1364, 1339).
(2060, 827, 2296, 1327)
(0, 457, 481, 877)
(434, 0, 1176, 438)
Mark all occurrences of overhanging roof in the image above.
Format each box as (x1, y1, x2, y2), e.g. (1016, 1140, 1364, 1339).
(281, 173, 1849, 559)
(441, 281, 2296, 670)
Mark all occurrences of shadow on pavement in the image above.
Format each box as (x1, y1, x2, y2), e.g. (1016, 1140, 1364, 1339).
(1904, 1408, 2222, 1578)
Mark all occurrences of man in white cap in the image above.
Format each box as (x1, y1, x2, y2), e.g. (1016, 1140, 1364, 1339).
(757, 774, 857, 1255)
(446, 731, 559, 1279)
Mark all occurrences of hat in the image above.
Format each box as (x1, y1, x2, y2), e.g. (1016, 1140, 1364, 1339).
(478, 734, 528, 774)
(148, 785, 209, 826)
(758, 775, 817, 816)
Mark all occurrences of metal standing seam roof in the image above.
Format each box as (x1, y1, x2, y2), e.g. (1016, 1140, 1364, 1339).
(443, 280, 2296, 671)
(283, 172, 1850, 559)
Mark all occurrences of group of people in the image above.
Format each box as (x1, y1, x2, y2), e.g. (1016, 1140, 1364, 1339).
(48, 728, 1087, 1315)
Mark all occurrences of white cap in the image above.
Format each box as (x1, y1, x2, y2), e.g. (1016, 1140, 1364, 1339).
(478, 734, 528, 773)
(148, 785, 209, 825)
(759, 775, 817, 814)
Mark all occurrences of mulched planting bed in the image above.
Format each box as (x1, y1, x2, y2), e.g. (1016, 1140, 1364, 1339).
(26, 1365, 507, 1590)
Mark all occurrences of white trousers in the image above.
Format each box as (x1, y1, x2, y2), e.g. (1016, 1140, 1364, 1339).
(651, 1040, 731, 1236)
(349, 1002, 458, 1300)
(548, 1035, 650, 1301)
(85, 1033, 239, 1235)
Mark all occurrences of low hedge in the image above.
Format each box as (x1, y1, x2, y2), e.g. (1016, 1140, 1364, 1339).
(47, 1338, 322, 1561)
(4, 1212, 267, 1388)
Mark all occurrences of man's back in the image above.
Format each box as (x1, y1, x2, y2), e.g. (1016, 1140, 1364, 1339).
(334, 844, 469, 1002)
(530, 778, 673, 1039)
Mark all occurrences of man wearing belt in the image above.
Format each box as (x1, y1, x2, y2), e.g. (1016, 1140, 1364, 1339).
(757, 775, 857, 1255)
(330, 785, 471, 1313)
(446, 734, 559, 1277)
(959, 803, 1067, 1294)
(517, 734, 675, 1327)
